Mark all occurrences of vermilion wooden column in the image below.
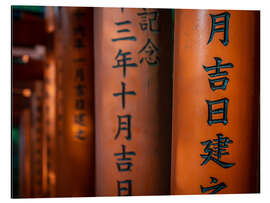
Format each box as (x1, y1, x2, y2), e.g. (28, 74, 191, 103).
(43, 38, 57, 197)
(30, 81, 44, 197)
(43, 7, 57, 197)
(94, 8, 173, 196)
(19, 109, 31, 198)
(171, 9, 260, 195)
(53, 7, 65, 197)
(55, 7, 95, 197)
(53, 8, 64, 150)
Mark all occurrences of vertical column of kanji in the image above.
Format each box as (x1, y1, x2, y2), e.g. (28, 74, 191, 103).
(56, 7, 95, 197)
(19, 109, 31, 198)
(30, 81, 44, 197)
(171, 9, 260, 194)
(94, 8, 173, 196)
(43, 7, 57, 197)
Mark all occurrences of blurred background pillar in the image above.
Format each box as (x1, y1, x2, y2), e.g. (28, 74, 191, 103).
(54, 7, 95, 197)
(18, 109, 31, 198)
(30, 81, 44, 197)
(43, 7, 57, 197)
